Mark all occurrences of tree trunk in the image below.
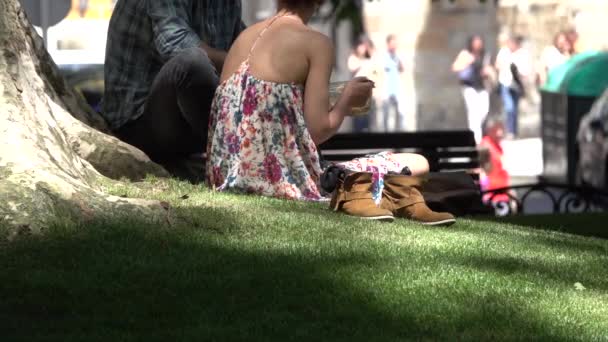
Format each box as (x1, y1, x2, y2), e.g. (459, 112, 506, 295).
(0, 0, 171, 235)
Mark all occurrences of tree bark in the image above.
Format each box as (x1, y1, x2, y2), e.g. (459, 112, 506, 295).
(0, 0, 171, 235)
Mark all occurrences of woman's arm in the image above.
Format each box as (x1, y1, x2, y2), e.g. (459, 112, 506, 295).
(451, 50, 473, 72)
(303, 35, 341, 144)
(303, 34, 373, 145)
(397, 57, 404, 73)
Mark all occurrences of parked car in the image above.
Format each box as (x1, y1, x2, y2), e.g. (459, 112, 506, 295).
(577, 89, 608, 189)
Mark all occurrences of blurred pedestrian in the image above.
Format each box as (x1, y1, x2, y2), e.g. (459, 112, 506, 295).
(538, 31, 572, 86)
(348, 38, 373, 76)
(452, 35, 492, 144)
(382, 34, 405, 132)
(479, 117, 511, 206)
(79, 0, 89, 18)
(347, 38, 378, 132)
(565, 28, 580, 55)
(495, 35, 531, 139)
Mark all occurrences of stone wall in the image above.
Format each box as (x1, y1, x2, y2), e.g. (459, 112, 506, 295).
(570, 0, 608, 52)
(500, 0, 608, 53)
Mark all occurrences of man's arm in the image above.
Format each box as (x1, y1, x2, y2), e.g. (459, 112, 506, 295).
(233, 19, 247, 41)
(200, 14, 246, 71)
(147, 0, 226, 70)
(203, 18, 246, 72)
(200, 43, 227, 72)
(385, 54, 404, 73)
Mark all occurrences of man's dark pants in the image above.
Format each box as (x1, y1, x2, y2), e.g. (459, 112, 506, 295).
(116, 48, 218, 171)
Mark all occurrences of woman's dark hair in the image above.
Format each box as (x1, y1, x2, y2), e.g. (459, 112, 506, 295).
(553, 31, 570, 48)
(354, 36, 373, 59)
(482, 115, 504, 138)
(509, 34, 524, 46)
(466, 35, 483, 52)
(466, 35, 485, 57)
(484, 116, 504, 131)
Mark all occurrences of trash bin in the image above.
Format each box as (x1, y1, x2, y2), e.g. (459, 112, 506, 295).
(540, 51, 608, 184)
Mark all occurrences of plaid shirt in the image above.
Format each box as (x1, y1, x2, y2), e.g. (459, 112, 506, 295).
(103, 0, 245, 130)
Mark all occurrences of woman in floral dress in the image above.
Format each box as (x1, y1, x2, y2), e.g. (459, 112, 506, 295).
(206, 0, 430, 203)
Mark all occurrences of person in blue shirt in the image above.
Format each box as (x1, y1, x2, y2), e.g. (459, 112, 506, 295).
(382, 34, 405, 132)
(102, 0, 245, 177)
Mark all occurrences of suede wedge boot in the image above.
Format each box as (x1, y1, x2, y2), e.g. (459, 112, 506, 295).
(381, 174, 456, 226)
(330, 172, 394, 222)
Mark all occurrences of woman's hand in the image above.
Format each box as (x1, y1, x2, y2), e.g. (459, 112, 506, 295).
(339, 77, 375, 109)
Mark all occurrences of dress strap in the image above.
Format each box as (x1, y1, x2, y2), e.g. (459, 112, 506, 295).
(246, 13, 297, 62)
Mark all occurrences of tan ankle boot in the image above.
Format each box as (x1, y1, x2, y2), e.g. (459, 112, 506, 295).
(330, 172, 394, 222)
(381, 174, 456, 226)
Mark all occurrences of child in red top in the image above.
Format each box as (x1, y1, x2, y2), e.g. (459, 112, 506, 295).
(480, 118, 511, 204)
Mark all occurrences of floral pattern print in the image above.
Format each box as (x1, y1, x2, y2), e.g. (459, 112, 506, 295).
(206, 61, 324, 201)
(206, 63, 407, 203)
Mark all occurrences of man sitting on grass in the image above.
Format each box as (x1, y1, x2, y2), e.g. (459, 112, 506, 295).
(102, 0, 246, 181)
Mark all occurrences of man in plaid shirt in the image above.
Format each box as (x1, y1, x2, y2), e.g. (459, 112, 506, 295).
(103, 0, 245, 177)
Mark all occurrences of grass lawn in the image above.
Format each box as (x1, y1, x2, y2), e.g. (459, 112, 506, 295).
(1, 178, 607, 341)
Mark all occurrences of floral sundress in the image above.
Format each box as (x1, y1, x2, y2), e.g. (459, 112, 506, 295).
(206, 15, 406, 202)
(206, 58, 324, 200)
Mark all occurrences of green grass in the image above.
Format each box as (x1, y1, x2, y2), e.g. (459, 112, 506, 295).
(1, 178, 607, 341)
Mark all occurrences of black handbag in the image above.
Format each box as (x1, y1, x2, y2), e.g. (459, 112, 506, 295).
(421, 172, 491, 216)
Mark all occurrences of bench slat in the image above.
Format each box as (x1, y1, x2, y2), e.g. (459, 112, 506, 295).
(320, 131, 476, 150)
(437, 161, 481, 170)
(432, 150, 479, 159)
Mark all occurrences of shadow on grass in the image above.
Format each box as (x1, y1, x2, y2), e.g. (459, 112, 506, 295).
(1, 218, 408, 341)
(456, 253, 608, 291)
(473, 213, 608, 240)
(457, 220, 608, 257)
(0, 208, 603, 341)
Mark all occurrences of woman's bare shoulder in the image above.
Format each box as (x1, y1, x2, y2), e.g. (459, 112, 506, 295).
(302, 29, 333, 48)
(458, 49, 471, 57)
(234, 21, 266, 44)
(293, 28, 334, 59)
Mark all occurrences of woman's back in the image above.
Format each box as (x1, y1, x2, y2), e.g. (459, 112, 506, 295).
(206, 14, 325, 200)
(220, 17, 318, 86)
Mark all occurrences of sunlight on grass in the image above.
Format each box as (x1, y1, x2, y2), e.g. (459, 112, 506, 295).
(1, 177, 607, 341)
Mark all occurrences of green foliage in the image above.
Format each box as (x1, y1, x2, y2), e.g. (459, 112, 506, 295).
(326, 0, 366, 39)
